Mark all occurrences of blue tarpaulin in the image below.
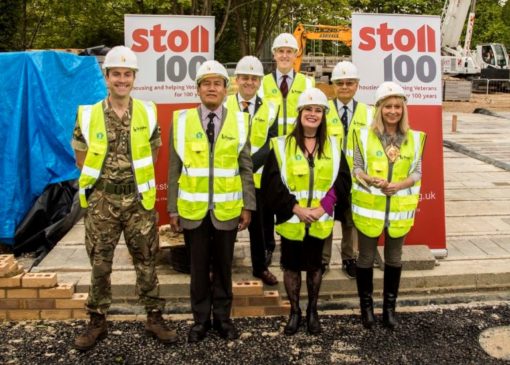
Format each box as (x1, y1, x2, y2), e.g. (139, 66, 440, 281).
(0, 51, 107, 244)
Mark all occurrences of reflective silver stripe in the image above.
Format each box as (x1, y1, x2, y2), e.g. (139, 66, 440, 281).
(278, 116, 296, 126)
(305, 77, 313, 89)
(140, 100, 157, 134)
(137, 179, 155, 193)
(352, 183, 421, 197)
(275, 137, 289, 189)
(359, 127, 369, 172)
(352, 204, 386, 220)
(389, 210, 415, 220)
(366, 106, 373, 125)
(352, 204, 415, 221)
(178, 190, 243, 202)
(409, 131, 421, 174)
(176, 110, 187, 160)
(286, 212, 331, 224)
(81, 165, 100, 179)
(133, 156, 153, 169)
(293, 190, 327, 201)
(237, 111, 247, 153)
(251, 145, 261, 154)
(257, 85, 265, 99)
(183, 167, 238, 177)
(255, 166, 263, 174)
(268, 101, 276, 122)
(80, 105, 93, 146)
(346, 150, 354, 157)
(79, 187, 87, 196)
(330, 137, 340, 185)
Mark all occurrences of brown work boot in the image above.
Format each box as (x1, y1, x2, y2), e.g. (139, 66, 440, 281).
(145, 310, 177, 344)
(74, 312, 108, 351)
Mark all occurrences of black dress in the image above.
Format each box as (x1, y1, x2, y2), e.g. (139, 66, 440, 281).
(261, 147, 352, 271)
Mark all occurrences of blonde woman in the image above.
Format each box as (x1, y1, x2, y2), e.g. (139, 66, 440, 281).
(352, 82, 426, 330)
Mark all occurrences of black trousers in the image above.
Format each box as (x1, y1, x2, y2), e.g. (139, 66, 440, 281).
(248, 189, 272, 274)
(184, 214, 237, 324)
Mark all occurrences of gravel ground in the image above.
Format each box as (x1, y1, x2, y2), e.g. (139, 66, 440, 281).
(1, 304, 509, 365)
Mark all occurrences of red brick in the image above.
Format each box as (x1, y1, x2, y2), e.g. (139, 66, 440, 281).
(0, 261, 18, 277)
(41, 309, 72, 320)
(0, 273, 24, 288)
(72, 309, 88, 319)
(22, 273, 58, 288)
(232, 280, 263, 296)
(39, 283, 74, 299)
(55, 293, 88, 309)
(22, 299, 55, 309)
(231, 306, 265, 317)
(232, 296, 249, 306)
(8, 310, 40, 320)
(0, 254, 15, 266)
(7, 288, 38, 299)
(0, 299, 20, 310)
(248, 291, 281, 306)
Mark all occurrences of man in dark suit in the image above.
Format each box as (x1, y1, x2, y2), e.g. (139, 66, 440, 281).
(225, 56, 279, 286)
(168, 60, 256, 343)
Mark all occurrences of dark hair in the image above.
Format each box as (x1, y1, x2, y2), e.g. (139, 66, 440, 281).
(287, 108, 328, 159)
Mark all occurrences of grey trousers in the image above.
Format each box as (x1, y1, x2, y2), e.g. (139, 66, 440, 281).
(356, 228, 404, 268)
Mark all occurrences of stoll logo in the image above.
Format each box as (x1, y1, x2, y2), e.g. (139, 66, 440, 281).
(130, 25, 209, 83)
(358, 22, 438, 83)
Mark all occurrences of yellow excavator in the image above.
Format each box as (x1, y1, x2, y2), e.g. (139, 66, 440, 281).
(292, 23, 352, 72)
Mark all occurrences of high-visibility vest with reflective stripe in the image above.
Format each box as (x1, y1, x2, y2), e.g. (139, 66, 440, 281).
(351, 127, 426, 238)
(225, 95, 278, 188)
(271, 135, 340, 240)
(173, 108, 249, 221)
(326, 100, 372, 171)
(77, 99, 158, 210)
(259, 73, 314, 136)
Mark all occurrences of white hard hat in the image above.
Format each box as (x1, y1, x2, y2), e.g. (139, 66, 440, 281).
(103, 46, 138, 71)
(196, 60, 230, 86)
(235, 56, 264, 77)
(272, 33, 299, 52)
(375, 81, 407, 105)
(297, 88, 329, 111)
(331, 61, 359, 81)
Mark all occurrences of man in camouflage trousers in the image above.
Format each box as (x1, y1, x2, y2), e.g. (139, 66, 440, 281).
(72, 46, 175, 351)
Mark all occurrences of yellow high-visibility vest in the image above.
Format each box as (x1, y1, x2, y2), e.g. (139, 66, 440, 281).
(351, 127, 426, 238)
(77, 99, 158, 210)
(225, 95, 278, 188)
(259, 72, 314, 136)
(271, 135, 340, 240)
(326, 100, 373, 171)
(173, 108, 249, 221)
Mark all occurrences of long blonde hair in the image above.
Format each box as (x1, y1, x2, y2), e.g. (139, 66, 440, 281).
(371, 96, 409, 136)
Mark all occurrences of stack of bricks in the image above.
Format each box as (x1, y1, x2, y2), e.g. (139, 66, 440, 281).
(231, 280, 290, 317)
(0, 254, 88, 321)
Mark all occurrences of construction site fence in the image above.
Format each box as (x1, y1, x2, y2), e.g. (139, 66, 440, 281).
(471, 79, 510, 94)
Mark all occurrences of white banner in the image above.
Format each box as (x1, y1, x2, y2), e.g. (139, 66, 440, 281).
(124, 15, 215, 103)
(352, 14, 442, 106)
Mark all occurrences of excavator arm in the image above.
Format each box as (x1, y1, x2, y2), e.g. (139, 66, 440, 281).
(293, 23, 352, 72)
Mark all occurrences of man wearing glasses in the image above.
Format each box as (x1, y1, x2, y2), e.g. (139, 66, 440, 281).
(322, 61, 373, 279)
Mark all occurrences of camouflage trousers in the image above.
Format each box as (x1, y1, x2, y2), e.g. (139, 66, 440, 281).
(84, 190, 165, 314)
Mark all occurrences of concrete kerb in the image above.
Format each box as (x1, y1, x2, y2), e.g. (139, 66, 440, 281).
(443, 139, 510, 171)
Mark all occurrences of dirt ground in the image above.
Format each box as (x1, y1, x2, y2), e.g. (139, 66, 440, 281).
(443, 92, 510, 113)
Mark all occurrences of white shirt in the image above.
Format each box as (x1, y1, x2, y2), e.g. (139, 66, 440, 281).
(336, 99, 355, 128)
(237, 94, 257, 117)
(276, 69, 294, 88)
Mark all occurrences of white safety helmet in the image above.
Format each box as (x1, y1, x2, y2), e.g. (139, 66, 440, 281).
(102, 46, 138, 71)
(272, 33, 299, 52)
(297, 88, 329, 112)
(375, 81, 407, 105)
(234, 56, 264, 77)
(195, 60, 230, 86)
(331, 61, 359, 81)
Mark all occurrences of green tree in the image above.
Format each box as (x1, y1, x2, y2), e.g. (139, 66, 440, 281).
(0, 0, 23, 51)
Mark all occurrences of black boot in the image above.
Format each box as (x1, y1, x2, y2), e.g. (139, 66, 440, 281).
(356, 266, 375, 329)
(283, 270, 301, 336)
(305, 269, 322, 335)
(284, 308, 302, 335)
(383, 264, 402, 329)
